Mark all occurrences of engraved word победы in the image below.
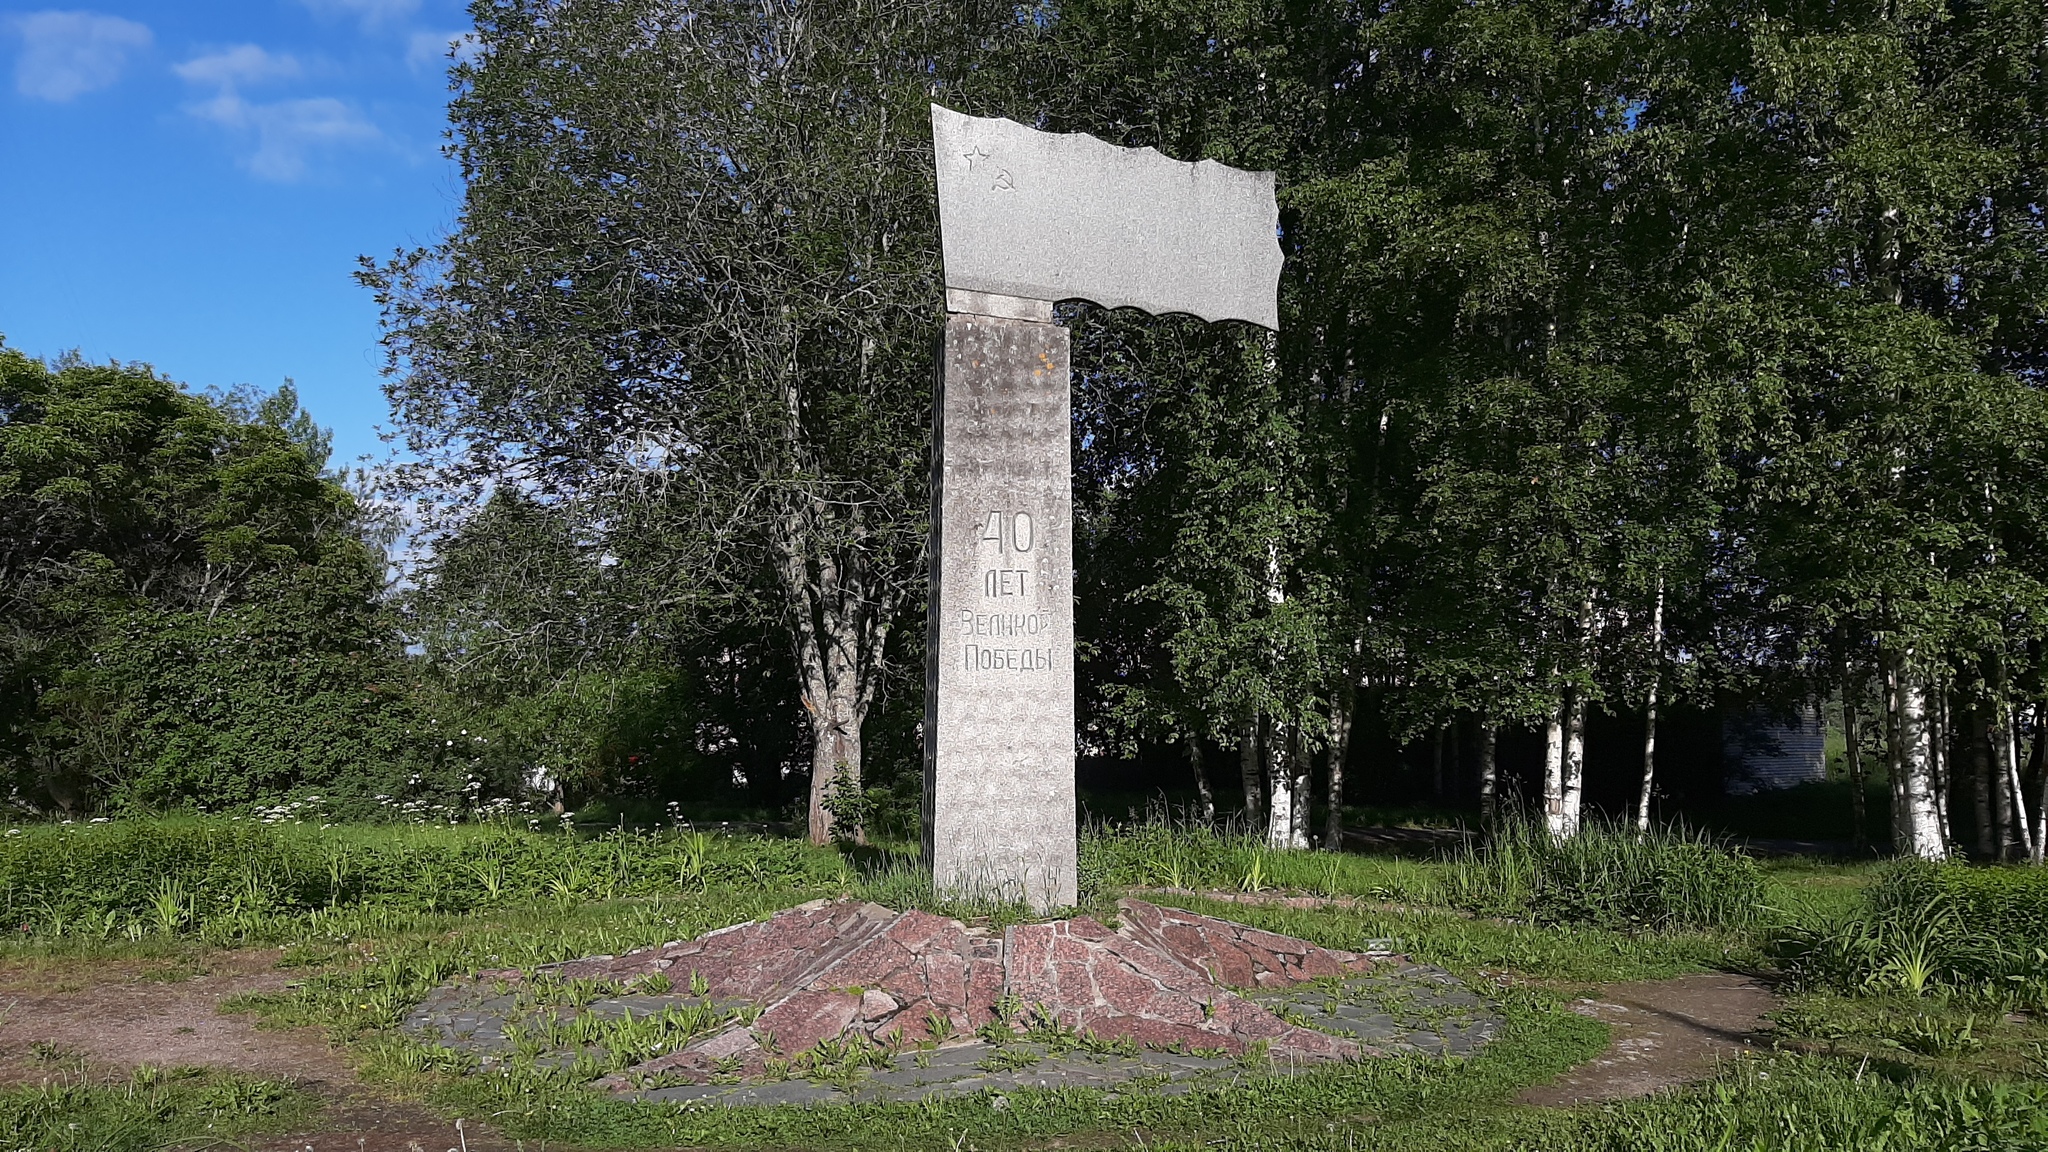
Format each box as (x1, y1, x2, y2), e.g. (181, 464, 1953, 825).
(962, 645, 1055, 672)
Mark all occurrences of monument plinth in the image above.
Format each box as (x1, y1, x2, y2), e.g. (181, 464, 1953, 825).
(924, 106, 1281, 911)
(924, 314, 1076, 909)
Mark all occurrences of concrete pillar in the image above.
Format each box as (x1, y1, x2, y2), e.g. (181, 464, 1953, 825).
(924, 307, 1076, 912)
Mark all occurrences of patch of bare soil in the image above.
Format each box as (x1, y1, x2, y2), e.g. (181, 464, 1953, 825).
(0, 951, 523, 1152)
(0, 949, 347, 1088)
(1518, 972, 1778, 1107)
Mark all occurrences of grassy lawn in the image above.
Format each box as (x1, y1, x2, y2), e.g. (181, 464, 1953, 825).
(3, 816, 2046, 1149)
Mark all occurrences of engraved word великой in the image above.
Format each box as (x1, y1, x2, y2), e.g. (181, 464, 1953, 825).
(960, 611, 1053, 637)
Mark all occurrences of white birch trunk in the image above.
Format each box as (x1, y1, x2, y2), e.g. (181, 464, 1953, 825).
(1265, 717, 1298, 851)
(1997, 705, 2034, 861)
(1636, 577, 1665, 833)
(1543, 692, 1568, 839)
(1990, 699, 2025, 860)
(1890, 654, 1949, 860)
(1561, 689, 1587, 839)
(1931, 688, 1953, 846)
(2023, 701, 2039, 860)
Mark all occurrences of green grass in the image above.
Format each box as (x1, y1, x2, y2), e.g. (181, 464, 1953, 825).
(0, 818, 852, 945)
(8, 815, 2048, 1149)
(0, 1061, 307, 1152)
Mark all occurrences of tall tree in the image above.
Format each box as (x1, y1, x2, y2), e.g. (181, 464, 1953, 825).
(1645, 0, 2048, 857)
(365, 0, 1022, 843)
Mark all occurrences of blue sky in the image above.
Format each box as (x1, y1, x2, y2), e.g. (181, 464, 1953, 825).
(1, 1, 477, 469)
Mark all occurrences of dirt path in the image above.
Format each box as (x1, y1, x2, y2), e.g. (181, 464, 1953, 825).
(0, 951, 520, 1151)
(1518, 972, 1778, 1107)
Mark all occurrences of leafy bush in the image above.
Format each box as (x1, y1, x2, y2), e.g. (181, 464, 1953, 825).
(1887, 862, 2048, 959)
(1775, 860, 2048, 1000)
(0, 352, 440, 816)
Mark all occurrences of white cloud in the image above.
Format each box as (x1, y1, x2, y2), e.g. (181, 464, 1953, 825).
(173, 44, 300, 88)
(10, 10, 152, 102)
(175, 40, 375, 182)
(299, 0, 420, 30)
(185, 91, 380, 181)
(405, 29, 479, 72)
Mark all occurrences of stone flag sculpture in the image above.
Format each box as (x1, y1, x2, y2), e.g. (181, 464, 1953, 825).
(924, 105, 1282, 911)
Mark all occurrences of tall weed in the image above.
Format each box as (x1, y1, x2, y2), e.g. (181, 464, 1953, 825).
(1776, 859, 2048, 1001)
(1078, 804, 1762, 933)
(1443, 813, 1765, 931)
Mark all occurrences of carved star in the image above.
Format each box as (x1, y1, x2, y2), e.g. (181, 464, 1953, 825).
(961, 143, 991, 169)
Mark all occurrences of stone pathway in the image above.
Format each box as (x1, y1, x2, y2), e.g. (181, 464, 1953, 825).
(403, 899, 1503, 1105)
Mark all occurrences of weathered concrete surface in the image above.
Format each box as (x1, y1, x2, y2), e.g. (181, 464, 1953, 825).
(925, 312, 1076, 911)
(931, 104, 1282, 330)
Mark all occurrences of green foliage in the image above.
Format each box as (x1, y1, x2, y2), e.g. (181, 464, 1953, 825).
(0, 344, 433, 814)
(1448, 815, 1766, 933)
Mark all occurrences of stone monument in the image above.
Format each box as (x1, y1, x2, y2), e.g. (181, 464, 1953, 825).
(924, 105, 1282, 911)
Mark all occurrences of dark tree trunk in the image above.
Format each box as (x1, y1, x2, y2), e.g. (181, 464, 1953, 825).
(1187, 734, 1216, 825)
(1842, 684, 1869, 851)
(1477, 723, 1500, 832)
(1324, 685, 1354, 848)
(1239, 719, 1263, 832)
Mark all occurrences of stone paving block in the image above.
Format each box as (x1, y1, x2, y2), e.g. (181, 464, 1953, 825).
(725, 1080, 850, 1107)
(634, 1084, 738, 1106)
